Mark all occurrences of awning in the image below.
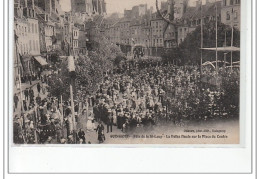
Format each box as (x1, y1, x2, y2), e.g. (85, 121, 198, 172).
(201, 46, 240, 52)
(34, 56, 48, 66)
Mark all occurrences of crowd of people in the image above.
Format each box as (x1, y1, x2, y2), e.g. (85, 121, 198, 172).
(13, 59, 240, 144)
(91, 63, 239, 136)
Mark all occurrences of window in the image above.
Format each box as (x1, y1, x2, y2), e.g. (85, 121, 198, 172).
(33, 40, 35, 51)
(23, 44, 26, 54)
(29, 40, 32, 51)
(36, 41, 39, 51)
(32, 23, 34, 33)
(35, 24, 37, 33)
(223, 0, 227, 6)
(234, 11, 238, 20)
(230, 0, 233, 5)
(235, 0, 240, 4)
(226, 11, 230, 20)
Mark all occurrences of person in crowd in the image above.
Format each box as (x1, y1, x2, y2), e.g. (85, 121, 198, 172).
(37, 83, 41, 94)
(78, 128, 86, 144)
(24, 89, 29, 101)
(96, 121, 105, 143)
(55, 120, 62, 143)
(13, 116, 24, 144)
(14, 93, 19, 110)
(36, 94, 41, 106)
(106, 110, 113, 133)
(29, 88, 34, 102)
(13, 58, 240, 144)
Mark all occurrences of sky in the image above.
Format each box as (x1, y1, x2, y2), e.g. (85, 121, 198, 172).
(59, 0, 214, 14)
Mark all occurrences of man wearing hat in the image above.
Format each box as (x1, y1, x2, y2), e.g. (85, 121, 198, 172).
(96, 121, 105, 143)
(13, 93, 19, 111)
(78, 128, 86, 144)
(106, 109, 113, 133)
(13, 116, 24, 144)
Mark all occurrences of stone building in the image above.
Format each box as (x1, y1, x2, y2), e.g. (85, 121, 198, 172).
(14, 0, 44, 83)
(71, 0, 106, 15)
(118, 18, 131, 54)
(177, 1, 221, 45)
(221, 0, 240, 30)
(164, 24, 178, 48)
(72, 27, 79, 55)
(161, 0, 188, 20)
(74, 23, 87, 55)
(71, 0, 93, 15)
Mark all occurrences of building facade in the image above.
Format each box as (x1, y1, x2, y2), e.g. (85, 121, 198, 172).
(221, 0, 240, 30)
(71, 0, 93, 15)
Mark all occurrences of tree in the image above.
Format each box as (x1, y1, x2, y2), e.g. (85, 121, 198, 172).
(161, 47, 181, 64)
(178, 22, 240, 66)
(75, 31, 124, 94)
(47, 31, 124, 101)
(47, 59, 71, 101)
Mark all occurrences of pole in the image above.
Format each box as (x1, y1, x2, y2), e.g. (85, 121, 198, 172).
(156, 39, 158, 57)
(70, 83, 76, 143)
(96, 0, 99, 14)
(86, 99, 89, 122)
(215, 1, 218, 74)
(34, 104, 38, 144)
(200, 0, 203, 74)
(231, 8, 234, 72)
(68, 55, 76, 143)
(14, 31, 24, 113)
(100, 0, 103, 15)
(60, 95, 64, 138)
(224, 53, 227, 69)
(224, 31, 227, 47)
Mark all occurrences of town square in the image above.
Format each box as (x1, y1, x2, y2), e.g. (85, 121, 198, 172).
(13, 0, 240, 144)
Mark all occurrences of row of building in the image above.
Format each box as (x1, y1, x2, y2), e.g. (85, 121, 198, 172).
(86, 0, 240, 57)
(13, 0, 240, 87)
(13, 0, 106, 87)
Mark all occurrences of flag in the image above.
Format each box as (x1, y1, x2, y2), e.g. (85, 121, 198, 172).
(19, 54, 25, 71)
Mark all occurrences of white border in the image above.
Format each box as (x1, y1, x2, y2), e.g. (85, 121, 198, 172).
(3, 0, 255, 175)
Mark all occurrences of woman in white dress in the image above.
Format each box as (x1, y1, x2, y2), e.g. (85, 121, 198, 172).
(86, 116, 94, 132)
(112, 108, 117, 125)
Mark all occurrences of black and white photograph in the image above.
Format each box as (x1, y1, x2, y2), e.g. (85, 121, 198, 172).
(12, 0, 241, 145)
